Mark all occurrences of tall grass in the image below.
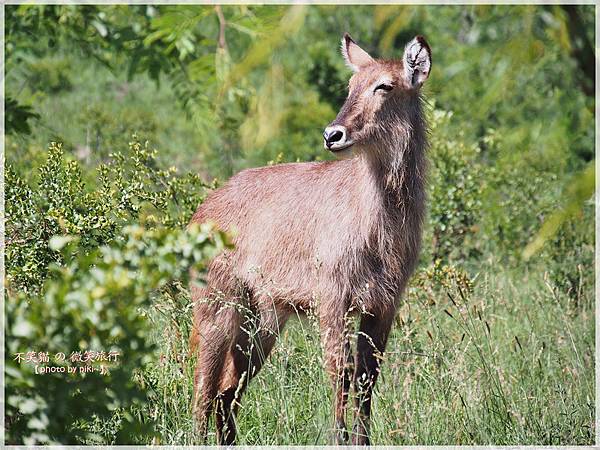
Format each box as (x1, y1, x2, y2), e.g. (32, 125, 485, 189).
(140, 257, 594, 445)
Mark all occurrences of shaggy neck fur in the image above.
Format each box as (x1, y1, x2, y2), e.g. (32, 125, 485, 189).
(358, 95, 427, 208)
(344, 94, 427, 284)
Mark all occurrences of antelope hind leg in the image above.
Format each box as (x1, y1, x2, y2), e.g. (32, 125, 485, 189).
(352, 312, 393, 445)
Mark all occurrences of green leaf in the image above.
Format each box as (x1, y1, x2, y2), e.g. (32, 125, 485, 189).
(49, 235, 78, 251)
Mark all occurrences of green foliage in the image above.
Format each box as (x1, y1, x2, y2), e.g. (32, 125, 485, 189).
(6, 222, 230, 444)
(5, 4, 594, 445)
(426, 108, 485, 263)
(6, 138, 207, 294)
(524, 162, 594, 259)
(78, 104, 158, 163)
(5, 134, 232, 444)
(6, 97, 40, 135)
(25, 55, 74, 93)
(539, 201, 594, 305)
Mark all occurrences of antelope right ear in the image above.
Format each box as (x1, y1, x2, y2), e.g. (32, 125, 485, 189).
(403, 36, 432, 88)
(341, 33, 374, 72)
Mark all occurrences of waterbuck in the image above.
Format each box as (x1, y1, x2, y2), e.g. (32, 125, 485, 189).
(189, 32, 431, 445)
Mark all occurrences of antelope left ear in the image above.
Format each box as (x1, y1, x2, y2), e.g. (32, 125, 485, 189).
(403, 36, 431, 88)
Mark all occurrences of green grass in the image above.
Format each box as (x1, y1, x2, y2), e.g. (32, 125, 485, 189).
(139, 258, 594, 445)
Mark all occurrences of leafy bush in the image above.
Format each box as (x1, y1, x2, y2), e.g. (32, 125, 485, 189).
(425, 107, 485, 264)
(425, 105, 593, 310)
(6, 137, 207, 294)
(6, 223, 230, 444)
(5, 138, 231, 444)
(26, 55, 73, 93)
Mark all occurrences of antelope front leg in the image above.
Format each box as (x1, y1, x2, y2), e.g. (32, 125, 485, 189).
(352, 312, 393, 445)
(320, 309, 354, 444)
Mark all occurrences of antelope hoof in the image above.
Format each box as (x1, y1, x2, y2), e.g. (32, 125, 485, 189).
(351, 425, 370, 445)
(334, 420, 349, 444)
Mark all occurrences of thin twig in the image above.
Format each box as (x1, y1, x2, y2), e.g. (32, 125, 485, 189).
(215, 5, 228, 53)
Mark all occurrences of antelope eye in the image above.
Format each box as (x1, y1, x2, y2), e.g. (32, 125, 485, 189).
(374, 83, 393, 92)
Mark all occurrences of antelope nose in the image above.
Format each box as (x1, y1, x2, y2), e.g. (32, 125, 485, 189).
(323, 126, 346, 148)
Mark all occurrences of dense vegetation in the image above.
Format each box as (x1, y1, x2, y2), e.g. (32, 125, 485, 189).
(5, 5, 594, 445)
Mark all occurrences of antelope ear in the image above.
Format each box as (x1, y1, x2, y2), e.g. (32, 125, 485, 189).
(403, 35, 431, 88)
(341, 33, 374, 72)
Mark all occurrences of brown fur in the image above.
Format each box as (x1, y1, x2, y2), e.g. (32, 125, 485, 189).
(189, 33, 431, 445)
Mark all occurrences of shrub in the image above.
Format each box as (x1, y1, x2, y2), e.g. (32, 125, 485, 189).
(6, 137, 208, 294)
(5, 223, 230, 444)
(26, 55, 74, 93)
(424, 107, 485, 264)
(5, 137, 230, 444)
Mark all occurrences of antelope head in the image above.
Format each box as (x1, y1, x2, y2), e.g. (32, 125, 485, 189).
(323, 33, 432, 154)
